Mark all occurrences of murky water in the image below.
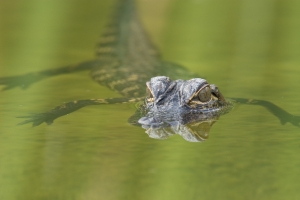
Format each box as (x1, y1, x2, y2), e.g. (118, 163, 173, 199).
(1, 0, 300, 199)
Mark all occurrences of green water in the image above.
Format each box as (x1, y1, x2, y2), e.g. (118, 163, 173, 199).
(1, 0, 300, 199)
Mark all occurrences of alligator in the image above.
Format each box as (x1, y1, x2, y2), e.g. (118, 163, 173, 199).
(1, 0, 299, 141)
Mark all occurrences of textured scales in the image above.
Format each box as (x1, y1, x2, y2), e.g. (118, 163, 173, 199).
(91, 0, 162, 97)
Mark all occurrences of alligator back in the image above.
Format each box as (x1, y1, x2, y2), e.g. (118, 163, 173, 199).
(90, 0, 163, 97)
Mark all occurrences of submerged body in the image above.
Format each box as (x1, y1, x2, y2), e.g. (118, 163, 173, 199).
(0, 0, 299, 141)
(1, 0, 228, 128)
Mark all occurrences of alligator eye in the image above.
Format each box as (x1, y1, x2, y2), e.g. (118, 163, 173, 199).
(198, 86, 211, 102)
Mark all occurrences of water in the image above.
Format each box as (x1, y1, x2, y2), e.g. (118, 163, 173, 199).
(1, 0, 300, 199)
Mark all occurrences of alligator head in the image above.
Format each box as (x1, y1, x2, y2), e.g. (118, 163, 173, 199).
(134, 76, 232, 142)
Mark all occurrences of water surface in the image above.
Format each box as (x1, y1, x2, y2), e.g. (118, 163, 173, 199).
(1, 0, 300, 199)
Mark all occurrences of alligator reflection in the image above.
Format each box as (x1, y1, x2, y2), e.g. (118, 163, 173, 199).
(142, 120, 216, 142)
(131, 97, 300, 142)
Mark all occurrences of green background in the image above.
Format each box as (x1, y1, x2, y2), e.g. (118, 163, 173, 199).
(1, 0, 300, 199)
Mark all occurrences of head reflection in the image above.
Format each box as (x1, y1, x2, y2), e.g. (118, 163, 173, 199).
(141, 119, 217, 142)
